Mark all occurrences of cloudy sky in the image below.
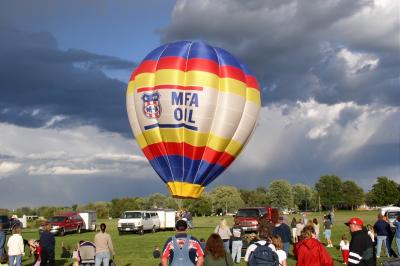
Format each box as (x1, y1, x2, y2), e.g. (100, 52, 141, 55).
(0, 0, 399, 208)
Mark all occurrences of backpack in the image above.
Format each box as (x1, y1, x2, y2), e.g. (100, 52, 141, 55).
(248, 242, 279, 266)
(171, 235, 194, 266)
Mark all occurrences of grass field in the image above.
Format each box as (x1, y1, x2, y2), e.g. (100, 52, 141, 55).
(15, 210, 398, 265)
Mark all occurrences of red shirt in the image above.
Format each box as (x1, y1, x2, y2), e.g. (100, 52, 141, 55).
(294, 238, 333, 266)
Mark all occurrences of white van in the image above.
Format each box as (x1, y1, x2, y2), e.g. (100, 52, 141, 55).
(149, 212, 161, 231)
(117, 211, 156, 235)
(378, 206, 400, 223)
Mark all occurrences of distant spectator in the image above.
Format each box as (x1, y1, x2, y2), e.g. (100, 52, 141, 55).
(94, 223, 114, 266)
(323, 216, 333, 248)
(214, 219, 232, 253)
(0, 224, 5, 260)
(40, 223, 55, 266)
(291, 218, 297, 243)
(374, 213, 390, 258)
(345, 217, 375, 266)
(296, 219, 304, 240)
(161, 219, 204, 266)
(302, 213, 308, 225)
(384, 215, 398, 258)
(272, 216, 291, 255)
(339, 234, 350, 265)
(230, 219, 244, 264)
(312, 218, 320, 240)
(7, 226, 24, 266)
(329, 209, 334, 224)
(294, 225, 333, 266)
(394, 215, 400, 257)
(271, 235, 287, 266)
(204, 233, 234, 266)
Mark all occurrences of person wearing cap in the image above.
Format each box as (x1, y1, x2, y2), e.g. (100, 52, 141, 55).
(272, 216, 291, 255)
(161, 219, 204, 266)
(345, 217, 375, 266)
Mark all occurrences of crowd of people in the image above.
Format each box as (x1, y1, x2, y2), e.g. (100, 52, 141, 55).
(159, 211, 400, 266)
(0, 223, 114, 266)
(1, 211, 400, 265)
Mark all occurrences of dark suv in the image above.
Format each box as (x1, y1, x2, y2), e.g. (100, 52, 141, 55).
(0, 215, 10, 232)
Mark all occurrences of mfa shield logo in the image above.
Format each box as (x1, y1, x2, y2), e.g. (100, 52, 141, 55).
(142, 93, 161, 119)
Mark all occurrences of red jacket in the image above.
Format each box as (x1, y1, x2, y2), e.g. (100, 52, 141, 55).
(294, 238, 333, 266)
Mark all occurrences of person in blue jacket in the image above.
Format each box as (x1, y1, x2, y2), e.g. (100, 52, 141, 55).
(373, 213, 391, 258)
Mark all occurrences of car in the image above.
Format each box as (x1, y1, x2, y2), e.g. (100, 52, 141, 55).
(117, 210, 157, 235)
(39, 212, 84, 236)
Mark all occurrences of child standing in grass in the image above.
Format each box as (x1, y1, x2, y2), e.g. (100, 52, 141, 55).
(339, 235, 350, 265)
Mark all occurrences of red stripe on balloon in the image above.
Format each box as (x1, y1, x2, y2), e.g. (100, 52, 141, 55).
(141, 142, 235, 168)
(131, 58, 258, 90)
(137, 85, 203, 93)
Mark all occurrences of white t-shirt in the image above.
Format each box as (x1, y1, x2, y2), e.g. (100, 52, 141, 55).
(339, 240, 349, 251)
(275, 249, 287, 263)
(244, 240, 276, 262)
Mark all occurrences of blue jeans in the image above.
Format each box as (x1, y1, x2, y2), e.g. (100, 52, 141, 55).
(95, 252, 110, 266)
(377, 235, 388, 257)
(396, 237, 400, 256)
(223, 240, 230, 253)
(9, 254, 22, 266)
(231, 240, 242, 263)
(283, 242, 289, 255)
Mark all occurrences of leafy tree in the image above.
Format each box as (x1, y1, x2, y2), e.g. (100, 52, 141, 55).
(240, 187, 270, 206)
(210, 186, 244, 214)
(182, 193, 213, 216)
(365, 176, 399, 206)
(341, 180, 364, 210)
(110, 197, 141, 218)
(146, 193, 168, 209)
(269, 179, 293, 209)
(315, 175, 343, 209)
(292, 184, 314, 211)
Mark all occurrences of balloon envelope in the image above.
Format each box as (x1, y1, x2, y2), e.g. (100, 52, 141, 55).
(126, 40, 261, 199)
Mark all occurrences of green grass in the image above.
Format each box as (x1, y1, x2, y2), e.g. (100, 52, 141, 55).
(16, 211, 398, 265)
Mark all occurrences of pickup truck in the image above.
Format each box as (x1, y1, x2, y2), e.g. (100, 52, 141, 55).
(233, 206, 279, 232)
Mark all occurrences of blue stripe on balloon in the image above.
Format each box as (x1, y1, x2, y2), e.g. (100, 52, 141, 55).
(145, 40, 247, 70)
(149, 155, 226, 185)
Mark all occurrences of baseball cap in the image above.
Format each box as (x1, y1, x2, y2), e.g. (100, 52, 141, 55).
(175, 219, 188, 231)
(344, 217, 363, 226)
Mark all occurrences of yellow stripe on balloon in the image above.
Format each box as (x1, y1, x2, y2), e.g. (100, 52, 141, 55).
(128, 70, 260, 106)
(135, 128, 243, 156)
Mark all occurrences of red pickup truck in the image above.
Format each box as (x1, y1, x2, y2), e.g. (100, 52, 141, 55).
(233, 207, 279, 232)
(40, 212, 84, 236)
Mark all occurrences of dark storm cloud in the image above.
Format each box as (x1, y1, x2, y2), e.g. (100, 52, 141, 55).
(161, 0, 399, 106)
(0, 26, 135, 135)
(0, 174, 165, 208)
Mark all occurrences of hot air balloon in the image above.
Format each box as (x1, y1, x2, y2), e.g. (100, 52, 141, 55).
(126, 40, 260, 199)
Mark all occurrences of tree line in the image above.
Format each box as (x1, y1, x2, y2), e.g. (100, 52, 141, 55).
(1, 176, 399, 219)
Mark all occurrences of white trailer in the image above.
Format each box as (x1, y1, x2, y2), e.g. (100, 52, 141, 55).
(153, 209, 176, 230)
(79, 211, 97, 231)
